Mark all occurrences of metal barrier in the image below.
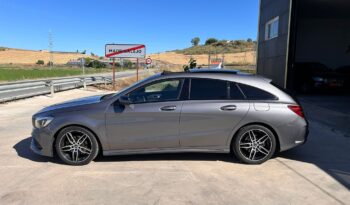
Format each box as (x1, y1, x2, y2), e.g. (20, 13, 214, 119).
(0, 76, 112, 103)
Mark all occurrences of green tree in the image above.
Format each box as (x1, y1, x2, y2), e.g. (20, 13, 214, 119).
(247, 38, 253, 43)
(191, 37, 200, 46)
(205, 38, 218, 45)
(183, 57, 197, 71)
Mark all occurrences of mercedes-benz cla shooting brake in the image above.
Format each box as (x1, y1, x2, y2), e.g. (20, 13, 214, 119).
(31, 70, 308, 165)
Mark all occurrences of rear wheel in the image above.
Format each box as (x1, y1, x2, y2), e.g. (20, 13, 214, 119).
(55, 126, 99, 166)
(232, 125, 276, 164)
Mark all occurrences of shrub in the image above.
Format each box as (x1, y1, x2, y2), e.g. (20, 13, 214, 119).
(123, 60, 133, 68)
(87, 60, 106, 68)
(36, 60, 44, 65)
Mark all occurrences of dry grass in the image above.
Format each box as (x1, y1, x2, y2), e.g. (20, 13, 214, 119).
(149, 51, 256, 66)
(95, 72, 154, 91)
(0, 48, 97, 65)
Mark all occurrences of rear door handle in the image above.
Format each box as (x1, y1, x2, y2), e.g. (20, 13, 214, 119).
(160, 105, 177, 111)
(220, 105, 237, 111)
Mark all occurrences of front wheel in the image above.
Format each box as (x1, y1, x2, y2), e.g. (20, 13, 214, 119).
(232, 125, 276, 164)
(55, 126, 99, 165)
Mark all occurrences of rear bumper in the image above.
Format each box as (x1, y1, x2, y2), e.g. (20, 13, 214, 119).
(278, 119, 309, 152)
(30, 127, 54, 157)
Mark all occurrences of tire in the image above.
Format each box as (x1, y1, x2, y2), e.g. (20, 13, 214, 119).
(55, 126, 99, 166)
(232, 125, 276, 164)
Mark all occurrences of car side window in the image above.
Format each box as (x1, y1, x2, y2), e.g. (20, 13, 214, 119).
(190, 78, 228, 100)
(238, 83, 277, 100)
(128, 79, 183, 103)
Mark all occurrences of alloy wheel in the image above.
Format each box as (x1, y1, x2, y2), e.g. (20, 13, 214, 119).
(238, 129, 272, 161)
(58, 130, 93, 163)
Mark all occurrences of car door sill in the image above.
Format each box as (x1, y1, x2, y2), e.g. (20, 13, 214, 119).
(103, 147, 230, 156)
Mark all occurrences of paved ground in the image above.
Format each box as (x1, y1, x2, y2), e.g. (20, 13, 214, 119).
(0, 89, 349, 205)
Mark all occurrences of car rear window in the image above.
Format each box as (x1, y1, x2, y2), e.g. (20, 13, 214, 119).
(190, 78, 228, 100)
(238, 83, 277, 100)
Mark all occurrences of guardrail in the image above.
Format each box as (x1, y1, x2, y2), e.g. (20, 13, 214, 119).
(0, 76, 112, 103)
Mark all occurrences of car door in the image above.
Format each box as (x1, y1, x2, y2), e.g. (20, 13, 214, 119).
(105, 78, 184, 150)
(179, 78, 250, 148)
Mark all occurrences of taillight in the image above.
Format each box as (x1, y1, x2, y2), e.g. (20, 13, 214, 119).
(288, 105, 305, 118)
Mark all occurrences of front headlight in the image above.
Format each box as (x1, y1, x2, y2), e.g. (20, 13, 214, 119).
(34, 116, 54, 128)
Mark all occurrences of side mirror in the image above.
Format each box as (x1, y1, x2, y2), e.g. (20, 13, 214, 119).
(119, 95, 131, 105)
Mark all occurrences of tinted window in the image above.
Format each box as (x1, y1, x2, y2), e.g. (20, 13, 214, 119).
(230, 83, 245, 100)
(238, 83, 277, 100)
(128, 79, 183, 103)
(190, 78, 228, 100)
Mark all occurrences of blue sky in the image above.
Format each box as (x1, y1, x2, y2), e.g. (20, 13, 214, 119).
(0, 0, 259, 55)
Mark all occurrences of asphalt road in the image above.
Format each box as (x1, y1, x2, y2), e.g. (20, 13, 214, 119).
(0, 89, 349, 205)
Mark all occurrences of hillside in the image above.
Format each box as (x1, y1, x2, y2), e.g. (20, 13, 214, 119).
(174, 39, 256, 55)
(149, 51, 256, 66)
(0, 47, 97, 65)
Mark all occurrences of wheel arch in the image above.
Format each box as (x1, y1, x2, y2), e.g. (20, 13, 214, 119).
(230, 122, 281, 153)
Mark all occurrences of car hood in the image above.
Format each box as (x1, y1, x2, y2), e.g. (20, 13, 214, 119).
(37, 95, 103, 114)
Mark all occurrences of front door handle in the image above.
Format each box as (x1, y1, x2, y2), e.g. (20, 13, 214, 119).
(160, 105, 176, 111)
(220, 105, 237, 111)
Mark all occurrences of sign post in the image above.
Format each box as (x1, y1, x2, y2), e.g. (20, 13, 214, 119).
(105, 44, 146, 87)
(80, 58, 86, 89)
(136, 58, 139, 81)
(112, 58, 116, 90)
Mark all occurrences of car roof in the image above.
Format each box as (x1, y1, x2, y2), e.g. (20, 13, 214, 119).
(115, 70, 294, 103)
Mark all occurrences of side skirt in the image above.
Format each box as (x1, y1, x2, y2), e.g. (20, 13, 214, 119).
(103, 147, 230, 156)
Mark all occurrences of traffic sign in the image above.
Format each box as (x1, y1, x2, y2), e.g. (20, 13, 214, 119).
(146, 57, 152, 65)
(105, 44, 146, 58)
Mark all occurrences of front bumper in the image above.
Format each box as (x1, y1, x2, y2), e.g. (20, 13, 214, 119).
(30, 127, 55, 157)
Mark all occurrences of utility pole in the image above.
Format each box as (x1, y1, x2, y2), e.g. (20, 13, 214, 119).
(208, 52, 211, 68)
(81, 58, 86, 89)
(48, 30, 54, 69)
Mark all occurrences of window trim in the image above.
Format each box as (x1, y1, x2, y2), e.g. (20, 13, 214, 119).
(125, 78, 185, 104)
(265, 16, 279, 41)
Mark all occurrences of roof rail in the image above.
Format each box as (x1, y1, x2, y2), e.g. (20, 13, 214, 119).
(161, 69, 251, 76)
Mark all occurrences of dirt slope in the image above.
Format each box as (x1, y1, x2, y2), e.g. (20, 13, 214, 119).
(0, 48, 96, 65)
(149, 51, 256, 66)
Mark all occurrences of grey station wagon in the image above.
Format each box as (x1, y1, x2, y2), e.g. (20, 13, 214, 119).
(31, 69, 308, 165)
